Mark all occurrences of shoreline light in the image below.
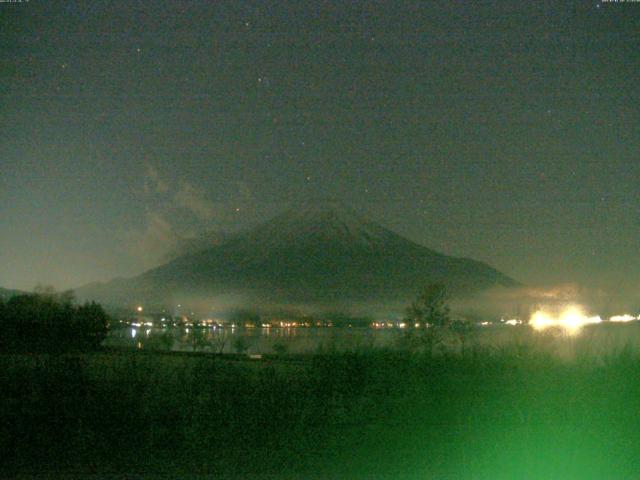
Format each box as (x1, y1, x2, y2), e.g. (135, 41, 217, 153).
(609, 314, 637, 323)
(529, 305, 601, 335)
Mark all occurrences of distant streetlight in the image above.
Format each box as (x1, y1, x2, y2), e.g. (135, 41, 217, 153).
(136, 306, 143, 313)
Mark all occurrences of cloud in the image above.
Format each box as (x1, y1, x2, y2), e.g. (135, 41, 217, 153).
(141, 164, 221, 221)
(124, 163, 250, 268)
(122, 212, 181, 268)
(123, 171, 222, 267)
(174, 182, 220, 221)
(144, 163, 169, 194)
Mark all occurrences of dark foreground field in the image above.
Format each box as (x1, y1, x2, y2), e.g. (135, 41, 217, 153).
(2, 345, 640, 479)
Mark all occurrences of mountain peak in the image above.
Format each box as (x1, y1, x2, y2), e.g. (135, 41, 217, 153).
(283, 198, 353, 217)
(76, 202, 519, 309)
(246, 200, 391, 251)
(280, 199, 361, 223)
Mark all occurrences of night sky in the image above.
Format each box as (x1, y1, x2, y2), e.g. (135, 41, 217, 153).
(1, 1, 639, 300)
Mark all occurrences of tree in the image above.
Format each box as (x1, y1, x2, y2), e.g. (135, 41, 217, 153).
(232, 336, 250, 354)
(210, 329, 230, 354)
(450, 319, 475, 356)
(272, 342, 289, 357)
(400, 283, 451, 355)
(74, 301, 109, 351)
(0, 290, 109, 353)
(405, 283, 450, 328)
(189, 326, 209, 352)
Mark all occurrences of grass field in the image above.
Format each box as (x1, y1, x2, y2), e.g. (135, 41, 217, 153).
(3, 332, 640, 479)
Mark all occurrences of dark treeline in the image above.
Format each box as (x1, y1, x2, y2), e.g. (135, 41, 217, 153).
(0, 290, 109, 353)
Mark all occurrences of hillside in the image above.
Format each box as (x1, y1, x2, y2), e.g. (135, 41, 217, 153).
(77, 202, 518, 311)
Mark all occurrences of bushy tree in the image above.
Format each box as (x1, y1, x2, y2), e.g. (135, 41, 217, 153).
(400, 284, 451, 355)
(0, 290, 109, 353)
(233, 336, 251, 354)
(405, 283, 450, 328)
(74, 301, 109, 350)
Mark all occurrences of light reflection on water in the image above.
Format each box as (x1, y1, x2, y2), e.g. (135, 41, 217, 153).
(106, 326, 396, 354)
(105, 322, 640, 358)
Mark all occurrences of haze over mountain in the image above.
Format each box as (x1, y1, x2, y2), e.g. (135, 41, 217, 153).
(76, 202, 518, 313)
(162, 229, 229, 263)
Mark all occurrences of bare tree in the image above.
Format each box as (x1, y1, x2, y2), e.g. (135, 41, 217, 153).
(210, 329, 230, 354)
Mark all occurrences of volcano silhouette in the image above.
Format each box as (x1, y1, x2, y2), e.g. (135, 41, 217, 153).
(77, 201, 517, 310)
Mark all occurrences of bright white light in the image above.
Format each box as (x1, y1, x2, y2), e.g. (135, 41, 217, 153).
(136, 306, 143, 312)
(529, 305, 601, 335)
(131, 328, 137, 339)
(609, 314, 637, 323)
(504, 319, 521, 326)
(560, 306, 601, 334)
(530, 311, 555, 331)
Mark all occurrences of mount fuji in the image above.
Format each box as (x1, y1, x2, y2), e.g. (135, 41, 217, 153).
(76, 202, 518, 311)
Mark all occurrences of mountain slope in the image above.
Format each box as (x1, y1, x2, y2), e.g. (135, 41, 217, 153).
(77, 203, 518, 309)
(162, 229, 228, 262)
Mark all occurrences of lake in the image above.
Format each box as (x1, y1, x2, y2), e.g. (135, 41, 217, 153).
(104, 321, 640, 358)
(106, 324, 399, 354)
